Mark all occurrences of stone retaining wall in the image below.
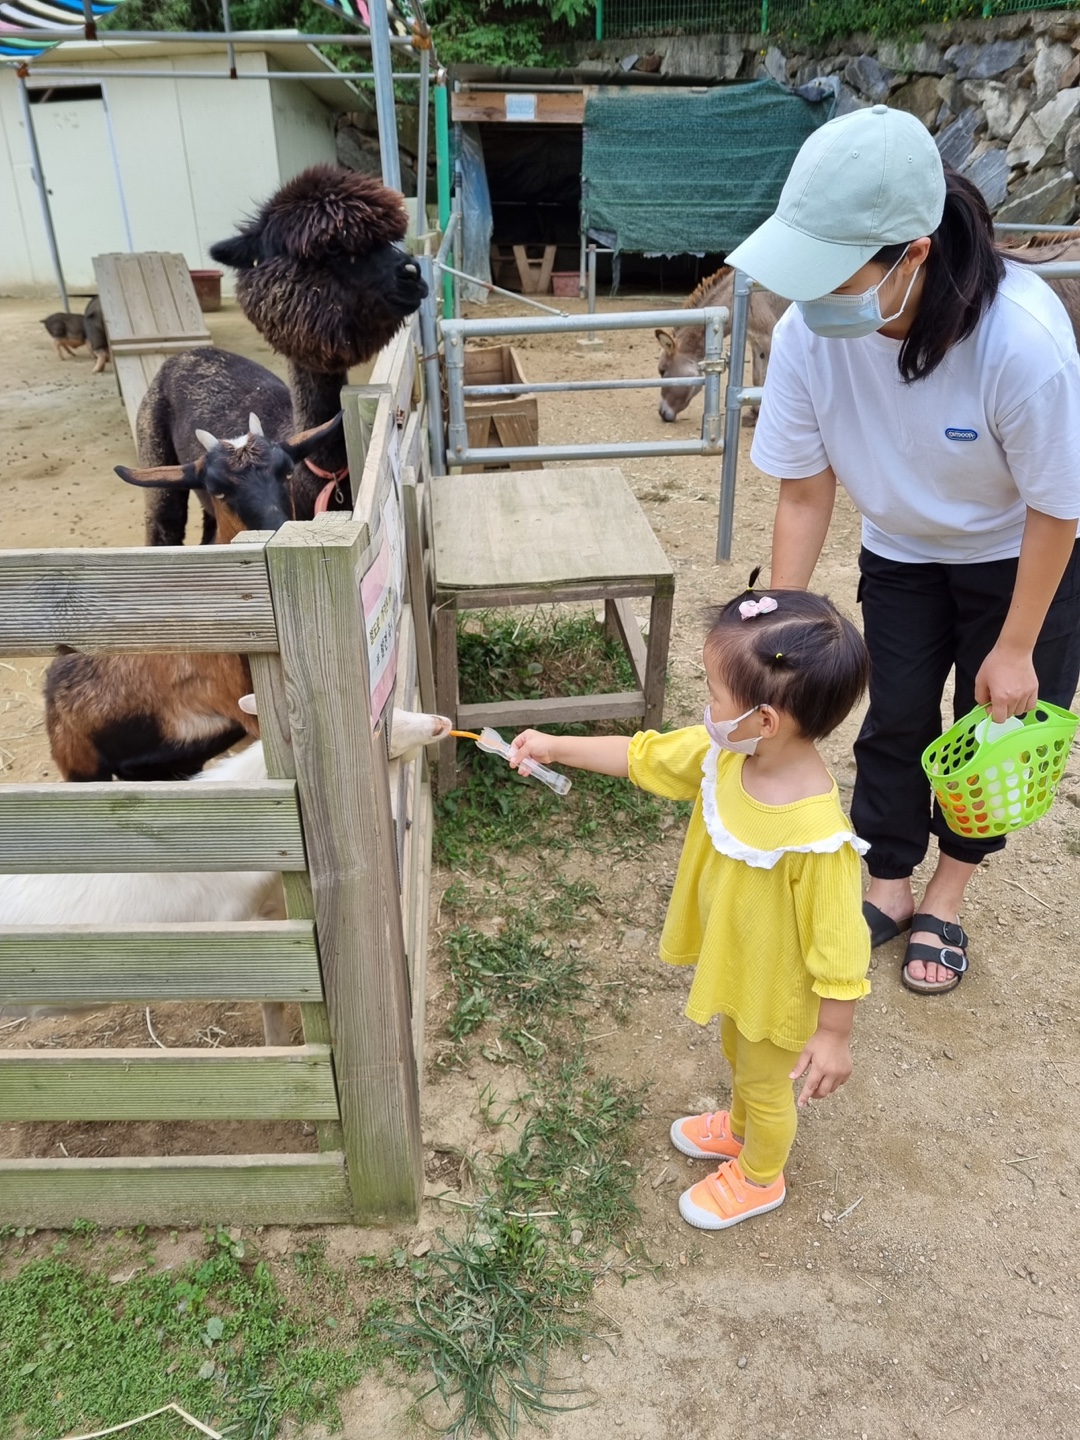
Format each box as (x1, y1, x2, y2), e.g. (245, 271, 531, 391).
(575, 12, 1080, 223)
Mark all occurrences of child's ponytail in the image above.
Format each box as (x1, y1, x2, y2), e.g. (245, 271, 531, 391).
(704, 580, 869, 740)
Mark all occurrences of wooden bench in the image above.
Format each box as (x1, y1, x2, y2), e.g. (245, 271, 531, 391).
(92, 252, 212, 440)
(512, 244, 557, 295)
(431, 465, 675, 789)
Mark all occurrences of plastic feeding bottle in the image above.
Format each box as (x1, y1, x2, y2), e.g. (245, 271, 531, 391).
(449, 727, 572, 796)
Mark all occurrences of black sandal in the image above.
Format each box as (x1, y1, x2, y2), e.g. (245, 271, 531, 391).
(863, 900, 913, 949)
(901, 913, 969, 995)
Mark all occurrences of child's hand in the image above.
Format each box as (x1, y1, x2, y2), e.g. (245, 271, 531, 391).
(507, 729, 558, 770)
(789, 1028, 852, 1108)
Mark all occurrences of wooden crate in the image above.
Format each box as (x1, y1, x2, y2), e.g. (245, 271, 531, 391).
(463, 345, 541, 472)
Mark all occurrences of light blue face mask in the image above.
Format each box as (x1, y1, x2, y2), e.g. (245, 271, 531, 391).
(797, 247, 919, 339)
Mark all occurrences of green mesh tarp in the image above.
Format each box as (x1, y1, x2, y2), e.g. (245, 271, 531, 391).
(581, 80, 835, 256)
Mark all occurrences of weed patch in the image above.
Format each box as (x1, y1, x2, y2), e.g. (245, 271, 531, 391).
(383, 1058, 644, 1437)
(436, 608, 687, 868)
(446, 922, 586, 1059)
(0, 1227, 388, 1440)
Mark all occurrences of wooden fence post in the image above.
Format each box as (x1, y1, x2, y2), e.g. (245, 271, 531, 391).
(265, 517, 422, 1221)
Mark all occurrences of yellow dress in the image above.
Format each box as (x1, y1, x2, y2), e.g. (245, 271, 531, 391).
(627, 727, 871, 1051)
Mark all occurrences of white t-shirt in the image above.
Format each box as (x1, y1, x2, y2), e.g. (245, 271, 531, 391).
(750, 261, 1080, 563)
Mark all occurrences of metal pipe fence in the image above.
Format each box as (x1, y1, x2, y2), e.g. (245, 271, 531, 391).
(440, 307, 727, 469)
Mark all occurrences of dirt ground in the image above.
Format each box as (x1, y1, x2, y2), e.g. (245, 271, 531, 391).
(3, 293, 1080, 1440)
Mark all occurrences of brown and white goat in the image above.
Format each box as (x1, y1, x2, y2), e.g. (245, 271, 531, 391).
(44, 412, 342, 783)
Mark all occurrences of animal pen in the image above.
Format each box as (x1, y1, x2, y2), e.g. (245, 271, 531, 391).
(0, 324, 435, 1226)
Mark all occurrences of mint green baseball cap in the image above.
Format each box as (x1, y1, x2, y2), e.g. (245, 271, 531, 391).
(726, 105, 946, 302)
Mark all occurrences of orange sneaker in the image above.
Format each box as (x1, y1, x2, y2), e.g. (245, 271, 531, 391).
(669, 1109, 744, 1161)
(678, 1158, 786, 1231)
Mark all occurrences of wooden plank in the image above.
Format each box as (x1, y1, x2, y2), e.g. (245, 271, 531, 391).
(434, 601, 459, 791)
(0, 1045, 340, 1121)
(643, 589, 673, 732)
(402, 467, 436, 713)
(351, 392, 395, 531)
(608, 597, 649, 690)
(267, 517, 423, 1222)
(458, 692, 646, 728)
(369, 317, 418, 416)
(0, 921, 321, 1004)
(451, 90, 586, 125)
(405, 763, 433, 1082)
(92, 253, 210, 345)
(0, 1153, 352, 1228)
(401, 408, 424, 479)
(436, 579, 662, 608)
(512, 244, 557, 295)
(109, 337, 214, 355)
(0, 780, 304, 873)
(247, 647, 343, 1155)
(0, 543, 277, 655)
(431, 468, 673, 589)
(492, 411, 543, 468)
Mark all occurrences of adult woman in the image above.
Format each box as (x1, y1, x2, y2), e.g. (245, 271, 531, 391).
(727, 104, 1080, 994)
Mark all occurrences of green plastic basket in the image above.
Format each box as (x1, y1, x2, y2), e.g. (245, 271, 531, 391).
(922, 701, 1079, 839)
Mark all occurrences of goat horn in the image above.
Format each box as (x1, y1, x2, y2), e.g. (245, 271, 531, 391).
(249, 413, 264, 436)
(195, 428, 219, 452)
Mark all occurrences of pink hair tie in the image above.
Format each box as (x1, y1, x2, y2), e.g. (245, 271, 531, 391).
(738, 596, 778, 620)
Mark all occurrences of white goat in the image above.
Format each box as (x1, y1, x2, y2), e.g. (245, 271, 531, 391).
(0, 709, 450, 1043)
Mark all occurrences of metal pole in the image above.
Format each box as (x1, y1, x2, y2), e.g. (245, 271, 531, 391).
(16, 70, 69, 309)
(700, 305, 724, 454)
(80, 0, 97, 40)
(0, 27, 404, 44)
(578, 225, 587, 298)
(100, 83, 134, 251)
(441, 305, 731, 338)
(418, 255, 447, 476)
(444, 327, 468, 466)
(451, 169, 463, 321)
(369, 0, 401, 191)
(577, 242, 602, 349)
(415, 43, 430, 225)
(717, 269, 753, 563)
(221, 0, 237, 78)
(463, 376, 704, 396)
(22, 68, 393, 81)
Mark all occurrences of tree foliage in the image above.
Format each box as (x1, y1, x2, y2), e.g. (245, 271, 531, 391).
(105, 0, 596, 70)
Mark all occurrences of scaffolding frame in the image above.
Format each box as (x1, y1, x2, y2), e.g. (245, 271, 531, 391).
(9, 5, 442, 305)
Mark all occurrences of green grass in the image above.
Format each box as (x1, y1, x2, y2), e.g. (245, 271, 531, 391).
(0, 1227, 390, 1440)
(381, 1057, 644, 1438)
(436, 608, 690, 869)
(445, 921, 587, 1060)
(3, 610, 660, 1440)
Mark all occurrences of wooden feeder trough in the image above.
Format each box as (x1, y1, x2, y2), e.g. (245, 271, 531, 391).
(462, 345, 541, 471)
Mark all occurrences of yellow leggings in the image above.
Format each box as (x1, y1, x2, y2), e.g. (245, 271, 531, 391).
(721, 1014, 798, 1186)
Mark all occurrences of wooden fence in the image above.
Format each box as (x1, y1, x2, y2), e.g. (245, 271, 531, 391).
(0, 318, 436, 1228)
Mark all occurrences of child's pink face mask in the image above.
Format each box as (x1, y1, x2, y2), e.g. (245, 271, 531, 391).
(703, 703, 761, 756)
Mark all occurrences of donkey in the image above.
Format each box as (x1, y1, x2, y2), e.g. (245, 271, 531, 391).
(655, 267, 790, 424)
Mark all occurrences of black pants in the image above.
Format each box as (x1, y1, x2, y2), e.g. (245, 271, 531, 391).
(852, 543, 1080, 878)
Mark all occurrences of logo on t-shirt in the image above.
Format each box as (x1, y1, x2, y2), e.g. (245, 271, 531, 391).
(944, 427, 978, 442)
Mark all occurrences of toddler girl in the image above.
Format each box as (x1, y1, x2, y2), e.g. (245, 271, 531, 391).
(507, 579, 872, 1230)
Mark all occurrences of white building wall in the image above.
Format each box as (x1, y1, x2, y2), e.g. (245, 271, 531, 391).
(270, 74, 338, 183)
(0, 51, 335, 297)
